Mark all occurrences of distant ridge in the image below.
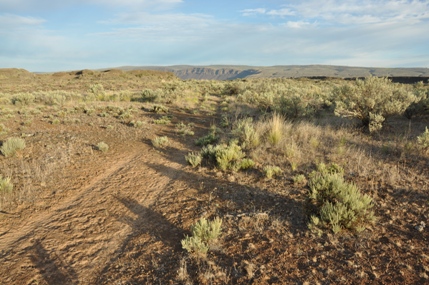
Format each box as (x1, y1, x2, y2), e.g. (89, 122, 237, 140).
(2, 65, 429, 83)
(112, 65, 429, 82)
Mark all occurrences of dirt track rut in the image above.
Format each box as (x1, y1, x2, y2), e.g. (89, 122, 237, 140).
(0, 143, 185, 284)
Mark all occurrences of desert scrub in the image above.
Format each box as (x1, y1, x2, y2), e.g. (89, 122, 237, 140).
(263, 165, 282, 179)
(0, 175, 13, 193)
(215, 140, 246, 172)
(308, 163, 375, 234)
(293, 174, 307, 185)
(151, 104, 169, 113)
(195, 125, 220, 146)
(232, 118, 260, 149)
(96, 142, 109, 153)
(334, 76, 418, 132)
(129, 120, 144, 128)
(417, 127, 429, 151)
(1, 137, 26, 157)
(176, 122, 194, 136)
(185, 152, 202, 168)
(181, 217, 222, 256)
(11, 93, 35, 105)
(153, 116, 171, 125)
(0, 123, 8, 135)
(152, 136, 169, 148)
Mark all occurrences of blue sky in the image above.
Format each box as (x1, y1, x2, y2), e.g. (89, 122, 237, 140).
(1, 0, 428, 72)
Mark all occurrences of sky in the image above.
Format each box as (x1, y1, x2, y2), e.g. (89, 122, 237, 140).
(0, 0, 428, 72)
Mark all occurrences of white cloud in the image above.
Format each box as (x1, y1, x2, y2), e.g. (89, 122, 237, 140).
(242, 0, 429, 25)
(0, 0, 182, 12)
(0, 14, 45, 26)
(240, 8, 266, 16)
(241, 8, 294, 17)
(266, 8, 295, 17)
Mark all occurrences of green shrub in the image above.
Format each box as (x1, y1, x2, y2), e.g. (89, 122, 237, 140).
(293, 174, 307, 185)
(185, 152, 202, 168)
(417, 127, 429, 151)
(0, 175, 13, 193)
(263, 165, 282, 179)
(277, 94, 315, 119)
(239, 158, 255, 170)
(11, 93, 35, 105)
(1, 137, 26, 157)
(334, 76, 418, 132)
(215, 140, 245, 172)
(182, 217, 222, 256)
(195, 126, 219, 146)
(176, 122, 194, 136)
(152, 136, 169, 148)
(96, 142, 109, 152)
(308, 168, 375, 234)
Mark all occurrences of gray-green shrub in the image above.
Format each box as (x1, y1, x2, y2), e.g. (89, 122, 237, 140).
(181, 217, 222, 256)
(308, 164, 375, 234)
(334, 76, 418, 132)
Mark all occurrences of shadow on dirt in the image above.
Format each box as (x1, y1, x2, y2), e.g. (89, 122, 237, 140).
(29, 239, 78, 285)
(146, 159, 307, 234)
(94, 196, 186, 283)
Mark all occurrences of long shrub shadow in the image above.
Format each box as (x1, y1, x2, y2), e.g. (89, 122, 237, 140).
(145, 160, 307, 234)
(95, 196, 186, 283)
(29, 239, 78, 285)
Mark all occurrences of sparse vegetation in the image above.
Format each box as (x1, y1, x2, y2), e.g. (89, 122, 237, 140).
(417, 127, 429, 151)
(152, 136, 169, 148)
(185, 152, 202, 168)
(96, 142, 109, 153)
(263, 165, 282, 179)
(308, 163, 375, 234)
(0, 69, 428, 284)
(181, 217, 222, 256)
(195, 125, 219, 146)
(0, 175, 13, 193)
(334, 76, 419, 132)
(1, 137, 26, 157)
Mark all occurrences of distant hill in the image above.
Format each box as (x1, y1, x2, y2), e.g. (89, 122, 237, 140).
(113, 65, 429, 82)
(2, 65, 429, 83)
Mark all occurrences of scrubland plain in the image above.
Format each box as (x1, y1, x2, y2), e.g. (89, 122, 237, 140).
(0, 68, 428, 284)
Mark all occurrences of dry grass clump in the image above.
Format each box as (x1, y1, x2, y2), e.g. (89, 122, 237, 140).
(0, 175, 13, 193)
(1, 137, 26, 157)
(231, 117, 260, 149)
(153, 116, 171, 125)
(152, 136, 169, 148)
(267, 113, 284, 146)
(96, 142, 109, 153)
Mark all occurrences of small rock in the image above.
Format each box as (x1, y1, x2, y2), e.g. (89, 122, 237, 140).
(415, 221, 426, 232)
